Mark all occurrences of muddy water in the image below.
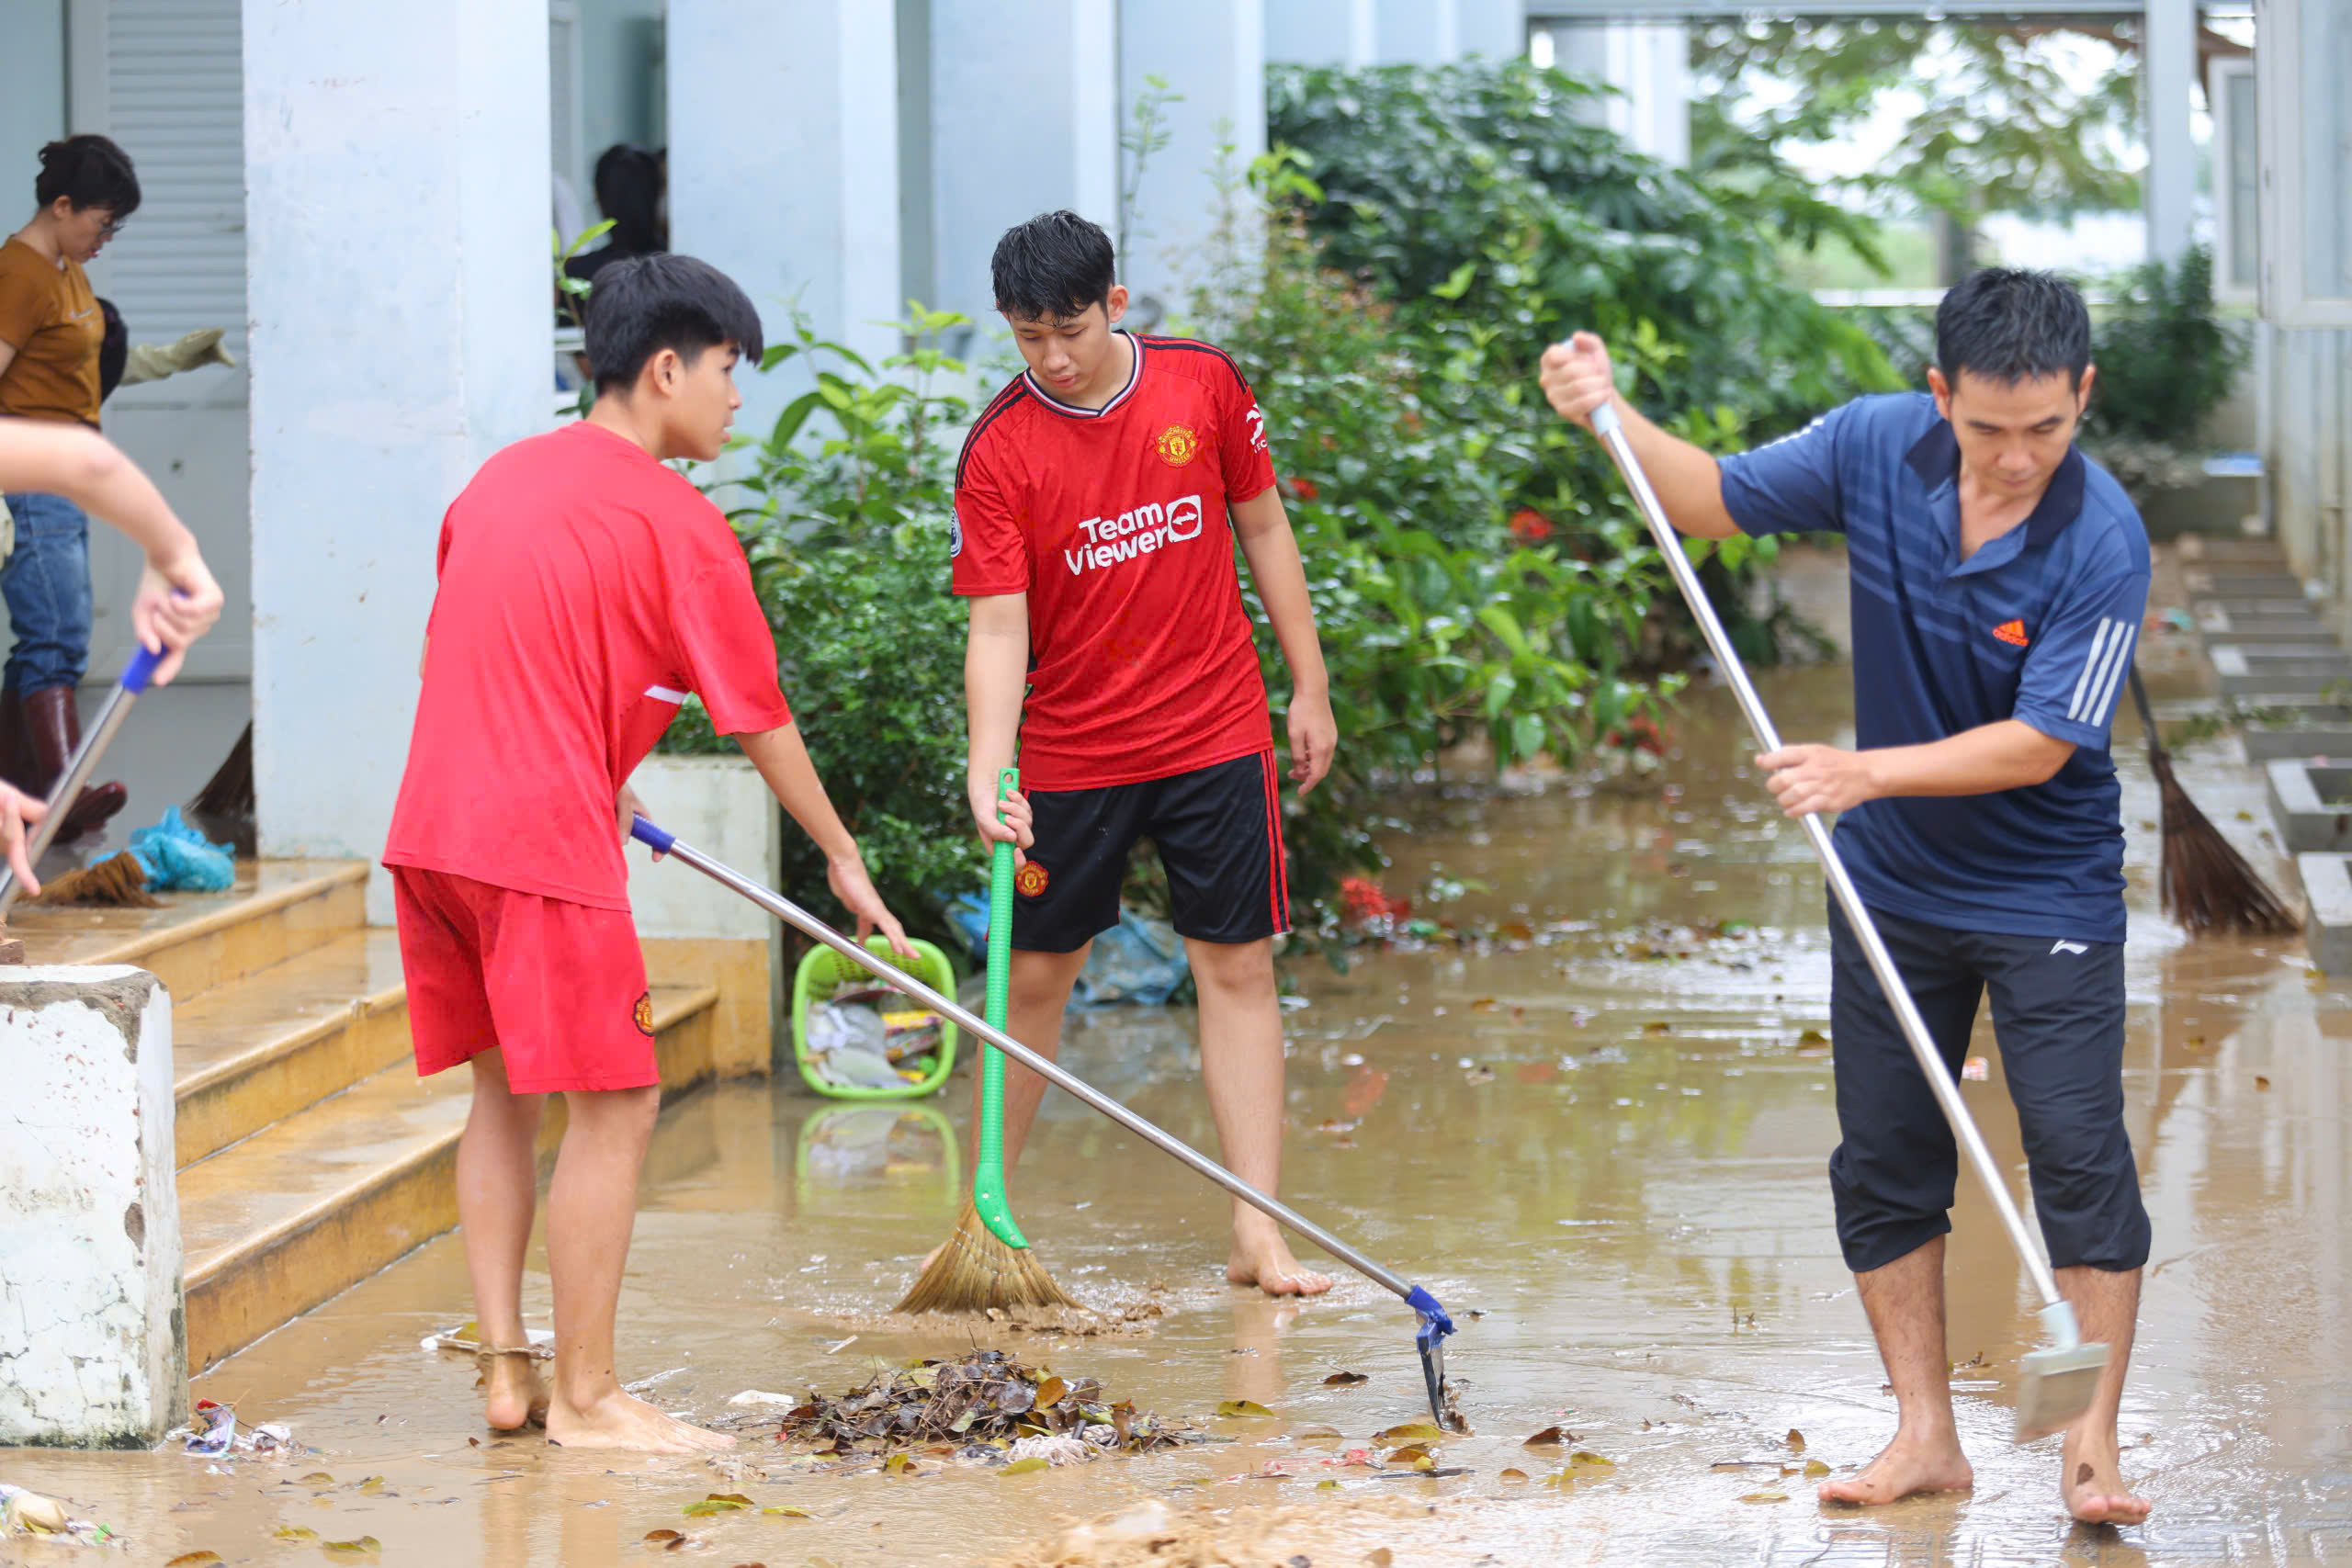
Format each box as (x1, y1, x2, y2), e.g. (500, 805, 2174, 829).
(9, 661, 2352, 1568)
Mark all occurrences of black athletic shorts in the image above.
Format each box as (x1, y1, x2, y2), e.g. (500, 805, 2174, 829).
(1010, 749, 1290, 953)
(1826, 898, 2150, 1276)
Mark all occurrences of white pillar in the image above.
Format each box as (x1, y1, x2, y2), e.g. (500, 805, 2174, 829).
(0, 971, 181, 1446)
(1545, 22, 1689, 167)
(1265, 0, 1375, 67)
(1375, 0, 1456, 63)
(244, 0, 551, 917)
(669, 0, 901, 434)
(1121, 0, 1267, 325)
(931, 0, 1119, 334)
(2143, 0, 2196, 263)
(1455, 0, 1526, 59)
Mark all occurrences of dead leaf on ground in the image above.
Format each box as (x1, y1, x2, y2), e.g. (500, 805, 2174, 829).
(299, 1472, 335, 1486)
(1001, 1457, 1050, 1476)
(1739, 1491, 1788, 1504)
(1785, 1429, 1805, 1452)
(165, 1555, 223, 1567)
(1643, 1021, 1672, 1034)
(884, 1453, 910, 1475)
(275, 1527, 319, 1541)
(1217, 1399, 1276, 1418)
(1034, 1376, 1068, 1409)
(1797, 1029, 1828, 1047)
(1804, 1460, 1830, 1477)
(706, 1494, 753, 1507)
(685, 1500, 746, 1517)
(1367, 1551, 1396, 1567)
(1522, 1426, 1566, 1448)
(1316, 1479, 1340, 1491)
(1385, 1445, 1431, 1464)
(761, 1506, 812, 1518)
(1498, 1468, 1530, 1483)
(1569, 1450, 1615, 1467)
(1372, 1422, 1445, 1446)
(1291, 1424, 1344, 1440)
(645, 1529, 684, 1543)
(1323, 1371, 1368, 1386)
(2256, 1076, 2273, 1089)
(1471, 997, 1498, 1012)
(322, 1540, 381, 1556)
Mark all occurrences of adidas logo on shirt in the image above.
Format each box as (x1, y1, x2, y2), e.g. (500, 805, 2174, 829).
(1065, 494, 1204, 576)
(1993, 619, 2029, 646)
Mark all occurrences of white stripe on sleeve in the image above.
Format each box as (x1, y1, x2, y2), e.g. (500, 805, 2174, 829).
(646, 685, 688, 705)
(2083, 624, 2135, 727)
(2067, 618, 2117, 722)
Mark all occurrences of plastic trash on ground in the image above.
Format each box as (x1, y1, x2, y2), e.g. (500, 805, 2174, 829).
(945, 895, 1190, 1007)
(163, 1397, 294, 1458)
(128, 806, 235, 893)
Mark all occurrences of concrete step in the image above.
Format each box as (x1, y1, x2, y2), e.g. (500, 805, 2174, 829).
(173, 929, 411, 1166)
(2196, 604, 2335, 647)
(2177, 535, 2288, 566)
(2186, 570, 2311, 603)
(9, 859, 369, 1007)
(179, 981, 722, 1373)
(2211, 645, 2352, 697)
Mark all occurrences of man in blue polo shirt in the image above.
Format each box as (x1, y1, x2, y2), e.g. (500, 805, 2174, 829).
(1539, 268, 2151, 1528)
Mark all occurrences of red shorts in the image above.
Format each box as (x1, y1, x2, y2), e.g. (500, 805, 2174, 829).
(390, 866, 658, 1094)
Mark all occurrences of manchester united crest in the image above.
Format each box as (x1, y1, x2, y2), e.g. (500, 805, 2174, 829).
(1016, 862, 1050, 898)
(1155, 423, 1202, 468)
(633, 993, 655, 1035)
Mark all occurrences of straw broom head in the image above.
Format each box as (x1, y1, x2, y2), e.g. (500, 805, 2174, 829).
(895, 1199, 1077, 1315)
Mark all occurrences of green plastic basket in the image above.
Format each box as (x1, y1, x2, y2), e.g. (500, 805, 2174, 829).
(789, 936, 959, 1100)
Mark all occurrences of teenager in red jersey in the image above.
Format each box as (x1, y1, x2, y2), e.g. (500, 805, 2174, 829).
(385, 255, 912, 1451)
(949, 211, 1338, 1295)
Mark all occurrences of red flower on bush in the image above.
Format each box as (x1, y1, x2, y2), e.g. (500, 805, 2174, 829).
(1601, 715, 1668, 756)
(1289, 476, 1320, 503)
(1510, 508, 1554, 544)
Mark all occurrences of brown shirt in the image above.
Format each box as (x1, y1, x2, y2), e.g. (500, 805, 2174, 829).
(0, 237, 101, 426)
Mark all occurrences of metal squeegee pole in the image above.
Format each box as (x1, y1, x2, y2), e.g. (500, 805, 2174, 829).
(659, 834, 1419, 1304)
(1590, 403, 2064, 1312)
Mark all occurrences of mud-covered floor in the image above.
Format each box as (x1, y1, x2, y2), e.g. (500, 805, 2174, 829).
(7, 558, 2346, 1568)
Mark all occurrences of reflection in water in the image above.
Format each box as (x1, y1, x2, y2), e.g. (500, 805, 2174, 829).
(6, 668, 2349, 1566)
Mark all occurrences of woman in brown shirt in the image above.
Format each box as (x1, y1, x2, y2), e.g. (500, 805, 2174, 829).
(0, 135, 142, 838)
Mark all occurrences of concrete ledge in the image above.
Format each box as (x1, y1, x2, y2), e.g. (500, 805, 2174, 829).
(627, 755, 784, 1071)
(2267, 759, 2352, 852)
(2244, 726, 2352, 762)
(2212, 645, 2352, 696)
(0, 967, 185, 1448)
(2299, 853, 2352, 976)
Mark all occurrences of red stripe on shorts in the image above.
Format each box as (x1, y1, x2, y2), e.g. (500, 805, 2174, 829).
(1261, 750, 1286, 932)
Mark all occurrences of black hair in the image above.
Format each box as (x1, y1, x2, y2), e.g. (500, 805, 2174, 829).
(991, 210, 1116, 322)
(591, 143, 665, 255)
(582, 253, 763, 394)
(1934, 267, 2092, 389)
(97, 298, 127, 401)
(34, 135, 140, 220)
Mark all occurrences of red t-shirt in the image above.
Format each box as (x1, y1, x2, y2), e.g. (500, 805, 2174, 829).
(951, 334, 1279, 790)
(383, 421, 791, 910)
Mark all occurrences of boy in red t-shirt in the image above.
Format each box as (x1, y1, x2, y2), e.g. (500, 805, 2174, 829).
(384, 255, 910, 1453)
(951, 211, 1338, 1296)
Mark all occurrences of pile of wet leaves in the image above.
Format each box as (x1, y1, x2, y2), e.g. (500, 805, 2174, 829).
(772, 1348, 1198, 1461)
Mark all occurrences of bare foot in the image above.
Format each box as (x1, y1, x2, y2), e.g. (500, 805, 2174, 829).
(2061, 1434, 2151, 1526)
(545, 1389, 736, 1454)
(1227, 1232, 1334, 1297)
(1818, 1430, 1973, 1506)
(915, 1241, 945, 1276)
(479, 1350, 548, 1432)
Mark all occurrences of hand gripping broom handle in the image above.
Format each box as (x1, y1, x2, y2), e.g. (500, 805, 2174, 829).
(1589, 402, 2072, 1325)
(0, 642, 165, 914)
(629, 814, 1451, 1329)
(971, 767, 1028, 1248)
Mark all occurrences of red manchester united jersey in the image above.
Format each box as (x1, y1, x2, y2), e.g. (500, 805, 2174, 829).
(950, 333, 1280, 790)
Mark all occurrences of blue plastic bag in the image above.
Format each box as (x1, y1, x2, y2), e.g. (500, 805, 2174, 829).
(939, 891, 1189, 1007)
(127, 806, 235, 893)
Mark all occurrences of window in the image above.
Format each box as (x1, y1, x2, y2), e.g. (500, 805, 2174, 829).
(2256, 0, 2352, 326)
(2208, 55, 2256, 305)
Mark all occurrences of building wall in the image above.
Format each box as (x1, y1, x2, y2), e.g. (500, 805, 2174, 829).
(0, 4, 67, 190)
(2267, 327, 2352, 637)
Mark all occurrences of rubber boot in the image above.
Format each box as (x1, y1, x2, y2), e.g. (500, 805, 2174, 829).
(22, 686, 127, 840)
(0, 689, 33, 794)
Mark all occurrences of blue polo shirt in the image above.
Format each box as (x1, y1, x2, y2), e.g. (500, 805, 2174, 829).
(1717, 392, 2150, 943)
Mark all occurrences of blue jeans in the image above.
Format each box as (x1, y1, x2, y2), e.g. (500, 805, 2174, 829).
(0, 491, 94, 695)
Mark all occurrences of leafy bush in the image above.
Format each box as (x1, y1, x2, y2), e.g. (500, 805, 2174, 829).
(2084, 246, 2245, 447)
(660, 311, 982, 925)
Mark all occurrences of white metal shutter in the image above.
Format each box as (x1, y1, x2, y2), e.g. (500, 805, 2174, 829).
(73, 0, 247, 411)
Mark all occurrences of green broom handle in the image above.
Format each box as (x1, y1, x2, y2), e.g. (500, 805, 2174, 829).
(972, 766, 1030, 1249)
